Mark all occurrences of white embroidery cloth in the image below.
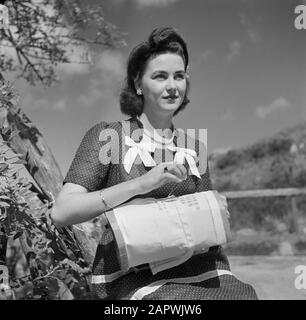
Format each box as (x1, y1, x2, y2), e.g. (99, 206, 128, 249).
(105, 191, 231, 275)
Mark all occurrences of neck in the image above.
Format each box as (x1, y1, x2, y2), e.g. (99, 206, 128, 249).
(138, 111, 174, 141)
(140, 109, 173, 131)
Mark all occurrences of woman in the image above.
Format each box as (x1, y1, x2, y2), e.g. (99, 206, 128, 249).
(51, 27, 258, 300)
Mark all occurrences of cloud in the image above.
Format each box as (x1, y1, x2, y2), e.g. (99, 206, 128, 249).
(57, 44, 92, 78)
(96, 51, 125, 77)
(58, 61, 91, 78)
(76, 50, 125, 108)
(225, 40, 241, 64)
(18, 49, 125, 114)
(255, 97, 291, 118)
(212, 146, 232, 155)
(53, 99, 68, 111)
(220, 109, 234, 121)
(20, 93, 68, 112)
(126, 0, 181, 8)
(135, 0, 180, 7)
(201, 50, 215, 62)
(240, 13, 261, 44)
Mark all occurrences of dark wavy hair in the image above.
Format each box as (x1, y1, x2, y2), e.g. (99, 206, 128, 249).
(120, 27, 190, 118)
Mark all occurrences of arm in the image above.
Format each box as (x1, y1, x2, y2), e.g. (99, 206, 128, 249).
(51, 179, 143, 227)
(51, 163, 187, 227)
(51, 122, 187, 227)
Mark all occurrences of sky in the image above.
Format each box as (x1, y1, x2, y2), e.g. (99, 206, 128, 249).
(7, 0, 306, 175)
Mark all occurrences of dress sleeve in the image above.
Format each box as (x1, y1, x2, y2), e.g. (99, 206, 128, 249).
(63, 122, 111, 192)
(195, 164, 213, 192)
(194, 138, 213, 192)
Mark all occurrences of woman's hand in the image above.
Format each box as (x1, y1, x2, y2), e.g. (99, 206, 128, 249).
(136, 162, 187, 195)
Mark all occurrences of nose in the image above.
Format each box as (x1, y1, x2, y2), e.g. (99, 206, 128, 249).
(165, 78, 177, 94)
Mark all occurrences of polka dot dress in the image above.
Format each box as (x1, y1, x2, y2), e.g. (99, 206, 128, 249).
(63, 117, 258, 300)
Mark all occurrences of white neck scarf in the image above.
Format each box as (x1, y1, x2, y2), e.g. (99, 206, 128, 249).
(123, 117, 201, 178)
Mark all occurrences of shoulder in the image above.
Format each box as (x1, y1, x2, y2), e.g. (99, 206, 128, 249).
(81, 120, 124, 145)
(85, 118, 141, 136)
(82, 118, 143, 150)
(85, 120, 122, 136)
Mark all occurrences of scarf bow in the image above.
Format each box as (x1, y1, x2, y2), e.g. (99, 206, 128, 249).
(167, 145, 201, 178)
(123, 136, 156, 174)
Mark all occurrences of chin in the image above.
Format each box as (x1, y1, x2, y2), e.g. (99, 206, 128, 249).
(160, 102, 181, 112)
(160, 107, 179, 115)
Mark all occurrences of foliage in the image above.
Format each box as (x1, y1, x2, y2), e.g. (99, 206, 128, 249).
(267, 136, 292, 154)
(226, 197, 290, 231)
(214, 136, 293, 171)
(224, 238, 278, 256)
(0, 0, 125, 86)
(215, 149, 242, 171)
(209, 122, 306, 233)
(0, 0, 126, 299)
(0, 81, 91, 299)
(294, 237, 306, 254)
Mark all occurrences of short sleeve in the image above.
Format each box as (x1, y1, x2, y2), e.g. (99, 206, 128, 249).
(195, 164, 213, 192)
(194, 137, 213, 192)
(63, 122, 111, 192)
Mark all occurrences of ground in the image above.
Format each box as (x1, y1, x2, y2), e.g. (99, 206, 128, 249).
(228, 256, 306, 300)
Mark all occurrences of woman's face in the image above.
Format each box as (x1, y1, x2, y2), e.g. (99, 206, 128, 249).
(138, 53, 187, 116)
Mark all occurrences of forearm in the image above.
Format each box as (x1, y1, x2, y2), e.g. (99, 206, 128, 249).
(51, 178, 143, 227)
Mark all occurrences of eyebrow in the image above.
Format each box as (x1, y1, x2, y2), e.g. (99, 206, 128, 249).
(152, 70, 185, 74)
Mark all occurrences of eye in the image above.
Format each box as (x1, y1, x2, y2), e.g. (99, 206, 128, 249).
(154, 74, 167, 80)
(175, 73, 186, 80)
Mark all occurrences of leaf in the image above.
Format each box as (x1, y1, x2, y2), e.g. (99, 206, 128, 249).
(55, 279, 74, 300)
(0, 202, 10, 208)
(0, 108, 8, 128)
(13, 230, 23, 240)
(13, 159, 27, 165)
(26, 237, 32, 248)
(5, 154, 24, 160)
(1, 127, 10, 136)
(0, 163, 9, 172)
(0, 196, 11, 200)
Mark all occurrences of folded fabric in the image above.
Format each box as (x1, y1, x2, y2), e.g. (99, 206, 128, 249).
(105, 191, 231, 275)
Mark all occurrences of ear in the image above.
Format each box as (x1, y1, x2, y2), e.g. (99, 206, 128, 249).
(186, 65, 190, 78)
(134, 76, 141, 92)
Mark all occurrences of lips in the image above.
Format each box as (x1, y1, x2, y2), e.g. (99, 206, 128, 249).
(163, 96, 178, 99)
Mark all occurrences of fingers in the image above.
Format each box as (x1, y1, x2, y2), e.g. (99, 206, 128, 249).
(165, 164, 181, 179)
(176, 164, 187, 180)
(141, 163, 186, 193)
(163, 172, 183, 184)
(162, 162, 187, 181)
